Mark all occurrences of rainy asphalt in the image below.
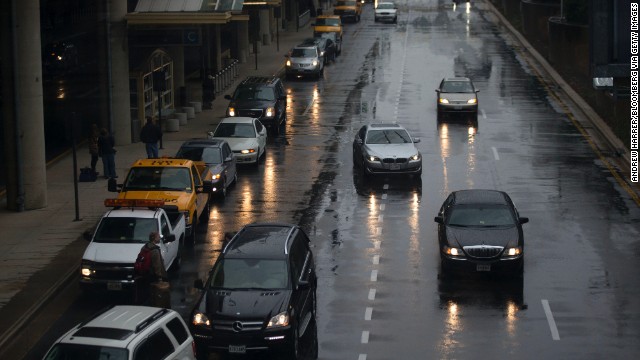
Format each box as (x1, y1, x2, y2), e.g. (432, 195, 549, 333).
(24, 1, 640, 359)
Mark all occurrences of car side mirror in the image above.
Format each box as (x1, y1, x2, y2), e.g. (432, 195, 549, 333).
(519, 217, 529, 224)
(107, 178, 120, 192)
(224, 94, 232, 100)
(413, 137, 421, 143)
(194, 279, 204, 290)
(476, 90, 480, 93)
(297, 279, 310, 290)
(434, 216, 444, 224)
(435, 89, 440, 93)
(163, 234, 176, 243)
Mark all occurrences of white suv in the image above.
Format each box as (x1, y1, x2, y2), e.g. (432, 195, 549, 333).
(43, 306, 196, 360)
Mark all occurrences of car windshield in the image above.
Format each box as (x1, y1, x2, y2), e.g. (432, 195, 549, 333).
(176, 146, 223, 165)
(214, 123, 256, 138)
(319, 33, 337, 41)
(377, 3, 395, 9)
(447, 205, 516, 227)
(93, 217, 157, 243)
(366, 129, 412, 144)
(291, 48, 317, 57)
(441, 81, 474, 93)
(209, 258, 289, 290)
(316, 18, 341, 26)
(124, 167, 192, 191)
(44, 344, 127, 360)
(233, 86, 275, 101)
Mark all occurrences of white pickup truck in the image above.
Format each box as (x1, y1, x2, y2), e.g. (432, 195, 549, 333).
(79, 199, 186, 293)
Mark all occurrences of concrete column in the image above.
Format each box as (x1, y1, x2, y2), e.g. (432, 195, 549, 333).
(259, 9, 271, 46)
(109, 0, 132, 145)
(214, 25, 222, 70)
(238, 20, 250, 63)
(3, 0, 48, 210)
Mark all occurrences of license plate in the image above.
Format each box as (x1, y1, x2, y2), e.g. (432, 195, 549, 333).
(476, 264, 491, 272)
(107, 282, 122, 291)
(390, 163, 401, 170)
(229, 345, 246, 354)
(453, 106, 462, 110)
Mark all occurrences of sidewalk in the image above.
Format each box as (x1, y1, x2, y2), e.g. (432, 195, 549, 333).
(0, 22, 314, 357)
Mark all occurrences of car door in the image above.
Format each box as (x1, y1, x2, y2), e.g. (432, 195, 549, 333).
(159, 212, 177, 268)
(253, 119, 267, 155)
(222, 142, 237, 188)
(289, 234, 314, 336)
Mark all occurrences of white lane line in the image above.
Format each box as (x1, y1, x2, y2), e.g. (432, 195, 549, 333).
(361, 331, 369, 344)
(368, 288, 376, 300)
(365, 307, 373, 321)
(541, 299, 560, 340)
(378, 215, 384, 222)
(382, 194, 388, 200)
(380, 204, 386, 211)
(302, 97, 316, 116)
(383, 184, 389, 190)
(491, 146, 500, 161)
(376, 227, 382, 236)
(481, 108, 487, 119)
(358, 355, 367, 360)
(372, 255, 380, 265)
(370, 270, 378, 282)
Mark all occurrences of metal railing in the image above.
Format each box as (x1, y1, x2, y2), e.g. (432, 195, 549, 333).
(212, 59, 240, 96)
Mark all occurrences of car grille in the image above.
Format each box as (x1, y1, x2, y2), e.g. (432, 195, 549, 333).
(382, 158, 408, 164)
(91, 263, 135, 280)
(214, 319, 264, 332)
(238, 109, 264, 118)
(463, 246, 503, 259)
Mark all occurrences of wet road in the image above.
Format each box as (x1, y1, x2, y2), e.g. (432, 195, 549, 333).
(25, 1, 640, 359)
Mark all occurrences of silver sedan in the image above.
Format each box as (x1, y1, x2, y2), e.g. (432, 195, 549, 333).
(352, 123, 422, 177)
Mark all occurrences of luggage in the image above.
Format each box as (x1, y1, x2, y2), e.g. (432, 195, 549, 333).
(150, 281, 171, 308)
(79, 167, 97, 182)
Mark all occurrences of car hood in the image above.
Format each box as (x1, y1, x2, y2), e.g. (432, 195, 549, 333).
(445, 226, 519, 248)
(218, 137, 259, 151)
(364, 143, 419, 158)
(204, 289, 290, 320)
(83, 242, 143, 264)
(228, 100, 272, 109)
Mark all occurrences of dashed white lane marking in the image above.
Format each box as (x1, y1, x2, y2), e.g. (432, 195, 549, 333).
(492, 146, 500, 161)
(481, 108, 487, 119)
(380, 204, 386, 211)
(381, 194, 388, 200)
(365, 307, 373, 321)
(541, 299, 561, 340)
(358, 354, 367, 360)
(378, 215, 384, 222)
(368, 288, 376, 300)
(302, 97, 316, 116)
(370, 270, 378, 282)
(376, 227, 382, 235)
(372, 255, 379, 265)
(361, 331, 370, 344)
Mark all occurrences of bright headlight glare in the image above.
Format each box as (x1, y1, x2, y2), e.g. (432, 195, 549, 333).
(367, 155, 379, 162)
(445, 246, 463, 256)
(81, 267, 92, 277)
(211, 173, 221, 180)
(410, 153, 421, 161)
(467, 98, 477, 104)
(228, 107, 236, 117)
(241, 149, 256, 154)
(192, 313, 210, 327)
(267, 311, 289, 328)
(505, 247, 522, 256)
(286, 60, 291, 67)
(439, 98, 449, 104)
(265, 107, 275, 118)
(312, 60, 318, 66)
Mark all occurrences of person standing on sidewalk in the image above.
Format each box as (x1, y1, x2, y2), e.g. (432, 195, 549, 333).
(135, 231, 169, 306)
(202, 70, 215, 109)
(98, 128, 117, 179)
(140, 116, 162, 158)
(88, 123, 100, 176)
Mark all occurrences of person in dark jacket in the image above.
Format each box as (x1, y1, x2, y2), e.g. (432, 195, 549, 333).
(139, 117, 162, 158)
(135, 231, 168, 305)
(98, 128, 117, 179)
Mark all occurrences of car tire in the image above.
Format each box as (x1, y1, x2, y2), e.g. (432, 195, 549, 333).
(286, 325, 301, 360)
(231, 172, 238, 187)
(195, 345, 209, 360)
(308, 317, 319, 359)
(218, 178, 227, 200)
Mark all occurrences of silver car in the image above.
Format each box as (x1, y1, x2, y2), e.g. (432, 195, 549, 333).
(374, 2, 398, 23)
(436, 77, 479, 121)
(285, 45, 325, 79)
(352, 123, 422, 177)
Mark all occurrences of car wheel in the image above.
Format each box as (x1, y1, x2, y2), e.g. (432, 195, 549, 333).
(231, 172, 238, 187)
(361, 160, 369, 178)
(286, 325, 301, 360)
(308, 317, 319, 359)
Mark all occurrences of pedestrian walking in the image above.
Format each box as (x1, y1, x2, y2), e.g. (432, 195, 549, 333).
(88, 123, 100, 176)
(98, 128, 117, 179)
(140, 116, 162, 158)
(134, 231, 169, 306)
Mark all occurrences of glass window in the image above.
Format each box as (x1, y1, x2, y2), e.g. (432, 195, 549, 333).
(94, 217, 157, 243)
(133, 329, 174, 360)
(442, 81, 474, 93)
(44, 344, 127, 360)
(209, 258, 289, 289)
(214, 123, 256, 138)
(365, 129, 412, 144)
(166, 317, 189, 346)
(234, 86, 275, 101)
(447, 205, 516, 227)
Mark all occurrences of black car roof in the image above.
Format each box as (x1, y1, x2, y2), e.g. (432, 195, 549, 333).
(223, 223, 297, 259)
(452, 189, 509, 205)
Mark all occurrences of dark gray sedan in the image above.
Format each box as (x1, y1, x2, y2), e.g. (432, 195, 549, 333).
(434, 189, 529, 277)
(436, 77, 479, 121)
(352, 123, 422, 177)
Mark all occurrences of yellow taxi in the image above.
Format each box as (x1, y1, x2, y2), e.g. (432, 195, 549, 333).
(313, 15, 343, 42)
(334, 0, 363, 22)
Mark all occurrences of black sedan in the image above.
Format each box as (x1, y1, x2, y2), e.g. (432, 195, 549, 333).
(175, 138, 237, 200)
(434, 189, 529, 276)
(299, 37, 337, 65)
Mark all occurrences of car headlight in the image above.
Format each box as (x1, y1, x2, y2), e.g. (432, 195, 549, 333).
(320, 51, 325, 56)
(265, 107, 275, 118)
(410, 153, 421, 161)
(228, 107, 236, 117)
(211, 173, 221, 180)
(312, 60, 318, 67)
(367, 155, 380, 162)
(286, 59, 291, 67)
(192, 312, 211, 327)
(444, 246, 464, 257)
(467, 98, 477, 104)
(267, 311, 289, 328)
(241, 148, 256, 154)
(502, 247, 522, 257)
(439, 98, 449, 104)
(80, 261, 94, 277)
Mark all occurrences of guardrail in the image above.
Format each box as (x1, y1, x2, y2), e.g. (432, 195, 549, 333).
(211, 59, 240, 96)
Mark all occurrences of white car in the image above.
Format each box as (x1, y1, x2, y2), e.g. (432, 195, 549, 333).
(43, 306, 196, 360)
(374, 2, 398, 23)
(208, 117, 267, 165)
